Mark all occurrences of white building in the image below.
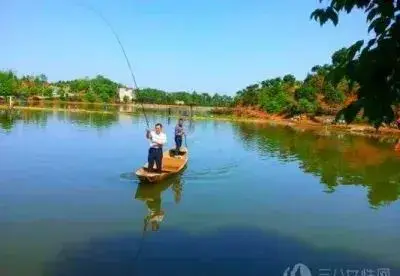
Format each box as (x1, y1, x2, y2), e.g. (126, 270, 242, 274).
(118, 87, 135, 102)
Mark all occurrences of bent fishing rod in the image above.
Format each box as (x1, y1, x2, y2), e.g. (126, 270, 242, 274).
(75, 1, 150, 129)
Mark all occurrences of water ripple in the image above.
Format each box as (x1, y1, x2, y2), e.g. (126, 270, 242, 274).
(120, 172, 139, 183)
(184, 160, 239, 180)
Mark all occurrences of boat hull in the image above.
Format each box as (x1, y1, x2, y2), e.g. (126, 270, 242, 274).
(135, 147, 188, 183)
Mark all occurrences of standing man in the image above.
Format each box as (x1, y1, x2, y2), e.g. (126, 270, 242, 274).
(174, 118, 185, 155)
(146, 123, 167, 173)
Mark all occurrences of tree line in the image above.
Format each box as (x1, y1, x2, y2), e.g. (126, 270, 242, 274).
(136, 88, 232, 107)
(0, 71, 233, 107)
(233, 47, 357, 117)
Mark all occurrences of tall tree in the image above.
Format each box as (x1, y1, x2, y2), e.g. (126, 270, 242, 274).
(0, 70, 18, 97)
(311, 0, 400, 128)
(39, 74, 47, 83)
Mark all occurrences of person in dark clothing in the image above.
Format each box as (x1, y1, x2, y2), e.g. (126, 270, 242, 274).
(146, 123, 167, 173)
(174, 118, 185, 155)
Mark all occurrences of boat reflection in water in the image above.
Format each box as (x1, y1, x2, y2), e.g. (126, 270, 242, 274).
(134, 174, 183, 232)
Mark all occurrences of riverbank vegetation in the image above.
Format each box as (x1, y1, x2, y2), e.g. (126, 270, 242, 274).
(231, 48, 359, 118)
(0, 71, 233, 107)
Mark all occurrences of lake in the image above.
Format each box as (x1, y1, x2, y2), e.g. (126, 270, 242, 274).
(1, 109, 399, 276)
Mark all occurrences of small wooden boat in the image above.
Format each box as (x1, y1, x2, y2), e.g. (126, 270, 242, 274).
(135, 147, 188, 183)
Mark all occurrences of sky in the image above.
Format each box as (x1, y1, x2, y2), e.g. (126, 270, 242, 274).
(1, 0, 371, 95)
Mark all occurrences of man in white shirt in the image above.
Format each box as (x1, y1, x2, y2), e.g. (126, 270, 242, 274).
(146, 123, 167, 173)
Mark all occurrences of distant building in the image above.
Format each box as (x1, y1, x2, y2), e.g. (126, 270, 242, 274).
(118, 87, 135, 102)
(175, 100, 185, 105)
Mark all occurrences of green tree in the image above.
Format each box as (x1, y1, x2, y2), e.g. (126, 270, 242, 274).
(59, 92, 66, 101)
(39, 74, 47, 83)
(295, 86, 318, 102)
(282, 74, 296, 86)
(297, 98, 318, 114)
(0, 70, 18, 97)
(85, 92, 96, 103)
(311, 0, 400, 128)
(100, 92, 110, 103)
(324, 83, 345, 104)
(123, 95, 129, 104)
(43, 87, 53, 98)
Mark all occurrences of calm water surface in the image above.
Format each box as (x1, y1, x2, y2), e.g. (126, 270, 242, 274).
(1, 109, 400, 276)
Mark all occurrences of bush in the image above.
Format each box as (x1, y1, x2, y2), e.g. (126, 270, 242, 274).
(295, 86, 317, 102)
(123, 95, 129, 104)
(291, 99, 319, 114)
(259, 86, 290, 114)
(100, 92, 110, 103)
(85, 92, 96, 103)
(59, 93, 66, 101)
(324, 83, 345, 104)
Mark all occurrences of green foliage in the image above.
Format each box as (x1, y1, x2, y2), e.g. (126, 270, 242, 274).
(85, 92, 96, 103)
(57, 75, 118, 101)
(123, 95, 129, 104)
(282, 74, 296, 85)
(43, 87, 53, 98)
(295, 86, 317, 102)
(324, 83, 345, 104)
(100, 92, 110, 103)
(136, 88, 232, 107)
(0, 70, 18, 97)
(259, 85, 291, 113)
(297, 99, 318, 114)
(311, 0, 400, 129)
(233, 46, 358, 117)
(59, 92, 66, 101)
(39, 74, 47, 83)
(236, 85, 259, 106)
(0, 71, 231, 107)
(235, 77, 297, 114)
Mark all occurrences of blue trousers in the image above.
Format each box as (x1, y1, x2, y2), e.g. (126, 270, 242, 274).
(175, 135, 183, 150)
(148, 147, 163, 172)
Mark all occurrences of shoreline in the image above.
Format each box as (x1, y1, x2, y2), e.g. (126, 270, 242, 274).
(1, 104, 400, 139)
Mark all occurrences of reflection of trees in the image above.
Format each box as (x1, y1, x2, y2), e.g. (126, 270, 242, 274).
(0, 109, 53, 131)
(233, 123, 400, 208)
(134, 175, 183, 232)
(41, 102, 119, 113)
(20, 110, 48, 127)
(68, 112, 118, 129)
(0, 109, 49, 131)
(0, 109, 119, 131)
(0, 109, 21, 132)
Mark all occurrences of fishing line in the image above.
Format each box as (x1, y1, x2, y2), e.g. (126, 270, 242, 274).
(73, 1, 151, 265)
(74, 0, 150, 128)
(184, 133, 188, 148)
